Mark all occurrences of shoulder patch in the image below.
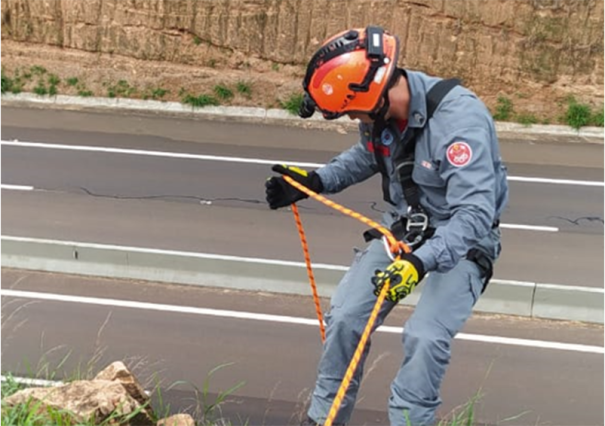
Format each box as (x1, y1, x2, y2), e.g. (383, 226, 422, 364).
(446, 141, 472, 167)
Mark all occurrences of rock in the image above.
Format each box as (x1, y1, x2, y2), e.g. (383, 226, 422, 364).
(94, 361, 149, 406)
(157, 414, 196, 426)
(3, 380, 154, 425)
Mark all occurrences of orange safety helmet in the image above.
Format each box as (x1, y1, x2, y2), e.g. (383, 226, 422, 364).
(300, 26, 400, 120)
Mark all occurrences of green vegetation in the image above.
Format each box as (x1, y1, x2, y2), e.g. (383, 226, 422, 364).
(66, 77, 79, 87)
(492, 95, 514, 121)
(280, 92, 304, 115)
(48, 74, 60, 86)
(193, 35, 202, 45)
(236, 80, 252, 98)
(33, 80, 47, 96)
(77, 89, 93, 97)
(214, 84, 234, 101)
(1, 68, 12, 93)
(592, 107, 604, 127)
(142, 87, 169, 100)
(2, 66, 602, 129)
(30, 65, 47, 76)
(516, 112, 539, 127)
(564, 97, 592, 130)
(1, 362, 246, 426)
(558, 96, 604, 129)
(107, 79, 136, 98)
(182, 93, 220, 108)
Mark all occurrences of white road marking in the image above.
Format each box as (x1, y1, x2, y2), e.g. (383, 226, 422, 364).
(508, 176, 604, 187)
(2, 140, 603, 187)
(0, 375, 151, 395)
(1, 289, 603, 354)
(1, 184, 34, 191)
(499, 223, 558, 232)
(8, 235, 602, 293)
(0, 375, 63, 387)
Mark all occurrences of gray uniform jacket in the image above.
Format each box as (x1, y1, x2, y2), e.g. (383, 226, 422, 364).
(316, 70, 509, 273)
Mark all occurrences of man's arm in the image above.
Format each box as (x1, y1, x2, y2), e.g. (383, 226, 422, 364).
(316, 124, 379, 194)
(413, 127, 497, 273)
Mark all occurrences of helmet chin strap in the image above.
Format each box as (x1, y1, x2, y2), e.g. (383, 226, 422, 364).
(370, 68, 403, 141)
(370, 95, 391, 142)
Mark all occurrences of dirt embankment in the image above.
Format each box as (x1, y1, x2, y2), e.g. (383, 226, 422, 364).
(1, 0, 603, 122)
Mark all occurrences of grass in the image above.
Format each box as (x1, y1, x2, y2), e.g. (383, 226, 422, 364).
(516, 112, 539, 127)
(66, 77, 79, 87)
(280, 92, 304, 115)
(33, 80, 47, 96)
(142, 87, 169, 100)
(592, 107, 604, 127)
(2, 68, 12, 93)
(236, 81, 252, 98)
(565, 98, 592, 130)
(214, 84, 234, 101)
(492, 95, 513, 121)
(182, 93, 220, 108)
(107, 79, 136, 98)
(1, 66, 603, 129)
(1, 361, 246, 426)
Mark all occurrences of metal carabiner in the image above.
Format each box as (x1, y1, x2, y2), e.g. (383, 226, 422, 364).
(405, 207, 429, 233)
(381, 236, 398, 261)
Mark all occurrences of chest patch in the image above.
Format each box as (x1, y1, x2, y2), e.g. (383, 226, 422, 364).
(446, 141, 472, 167)
(381, 128, 394, 146)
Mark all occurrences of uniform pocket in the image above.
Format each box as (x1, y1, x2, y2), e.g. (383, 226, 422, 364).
(463, 259, 485, 306)
(412, 161, 444, 188)
(330, 247, 368, 309)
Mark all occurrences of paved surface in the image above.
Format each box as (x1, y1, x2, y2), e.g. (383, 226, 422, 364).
(1, 269, 603, 426)
(1, 104, 603, 425)
(2, 106, 603, 288)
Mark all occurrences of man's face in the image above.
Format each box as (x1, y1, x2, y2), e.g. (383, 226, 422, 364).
(346, 112, 374, 123)
(345, 97, 389, 123)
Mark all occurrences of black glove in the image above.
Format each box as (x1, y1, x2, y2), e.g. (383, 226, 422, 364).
(371, 253, 426, 303)
(265, 164, 324, 210)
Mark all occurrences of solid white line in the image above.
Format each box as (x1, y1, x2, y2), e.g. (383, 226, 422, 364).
(0, 140, 319, 168)
(0, 375, 150, 395)
(2, 140, 603, 187)
(1, 184, 34, 191)
(7, 235, 602, 293)
(0, 375, 64, 387)
(0, 235, 348, 271)
(1, 289, 603, 354)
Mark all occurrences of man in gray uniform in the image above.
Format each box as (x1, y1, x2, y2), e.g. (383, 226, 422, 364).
(265, 26, 509, 426)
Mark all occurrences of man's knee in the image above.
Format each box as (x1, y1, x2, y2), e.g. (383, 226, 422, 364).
(403, 322, 451, 365)
(325, 307, 365, 339)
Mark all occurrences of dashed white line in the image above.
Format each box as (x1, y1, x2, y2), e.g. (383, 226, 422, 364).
(1, 289, 602, 354)
(2, 140, 603, 187)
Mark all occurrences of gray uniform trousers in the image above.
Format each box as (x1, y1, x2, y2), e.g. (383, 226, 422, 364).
(307, 228, 501, 426)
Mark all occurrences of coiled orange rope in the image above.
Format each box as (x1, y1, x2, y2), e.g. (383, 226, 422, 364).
(283, 175, 411, 426)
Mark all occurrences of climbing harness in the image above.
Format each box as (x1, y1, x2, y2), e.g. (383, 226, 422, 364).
(283, 175, 410, 426)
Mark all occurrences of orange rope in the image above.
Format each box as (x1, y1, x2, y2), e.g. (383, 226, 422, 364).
(282, 175, 411, 426)
(283, 176, 410, 256)
(291, 202, 326, 343)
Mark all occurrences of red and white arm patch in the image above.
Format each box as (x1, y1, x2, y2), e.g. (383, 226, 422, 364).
(446, 141, 473, 167)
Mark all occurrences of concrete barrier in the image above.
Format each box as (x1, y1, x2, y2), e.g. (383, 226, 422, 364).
(2, 236, 603, 324)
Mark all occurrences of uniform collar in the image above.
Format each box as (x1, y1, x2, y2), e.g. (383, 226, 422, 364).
(402, 69, 428, 128)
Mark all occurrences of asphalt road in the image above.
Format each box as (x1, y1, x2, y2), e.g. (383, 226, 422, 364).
(2, 269, 603, 426)
(1, 106, 604, 425)
(1, 107, 604, 286)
